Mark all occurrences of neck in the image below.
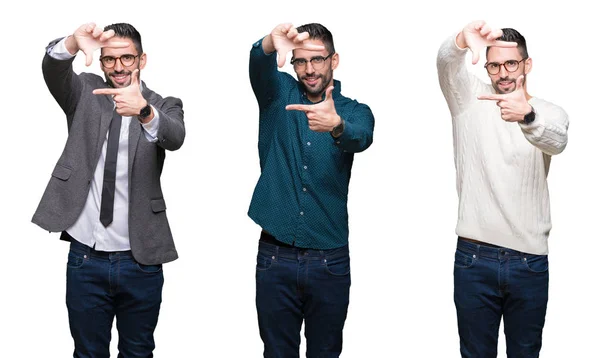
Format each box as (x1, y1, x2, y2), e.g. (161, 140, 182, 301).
(524, 84, 532, 100)
(307, 93, 323, 103)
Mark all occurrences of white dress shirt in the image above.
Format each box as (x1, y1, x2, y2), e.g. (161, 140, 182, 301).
(48, 38, 160, 251)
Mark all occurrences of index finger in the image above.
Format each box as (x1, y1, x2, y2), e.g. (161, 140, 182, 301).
(286, 104, 312, 112)
(298, 42, 325, 51)
(477, 94, 505, 101)
(98, 29, 116, 42)
(93, 88, 121, 95)
(491, 40, 517, 48)
(100, 38, 130, 49)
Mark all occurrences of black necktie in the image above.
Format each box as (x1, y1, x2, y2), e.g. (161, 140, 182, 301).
(100, 110, 122, 227)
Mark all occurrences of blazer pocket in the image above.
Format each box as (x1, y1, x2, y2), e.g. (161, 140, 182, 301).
(51, 164, 72, 181)
(151, 198, 167, 213)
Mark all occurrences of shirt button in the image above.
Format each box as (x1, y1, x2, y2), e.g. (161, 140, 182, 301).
(307, 142, 311, 146)
(303, 165, 307, 170)
(300, 212, 304, 215)
(303, 188, 307, 192)
(336, 141, 340, 144)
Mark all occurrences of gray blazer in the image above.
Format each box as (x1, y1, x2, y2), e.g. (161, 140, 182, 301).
(32, 38, 185, 265)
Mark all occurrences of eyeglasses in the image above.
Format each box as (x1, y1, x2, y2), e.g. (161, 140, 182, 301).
(484, 58, 527, 75)
(291, 53, 334, 71)
(100, 54, 140, 68)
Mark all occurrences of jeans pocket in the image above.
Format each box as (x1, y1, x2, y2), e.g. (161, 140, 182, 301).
(136, 262, 163, 274)
(324, 254, 350, 276)
(67, 251, 87, 269)
(256, 251, 274, 271)
(454, 249, 476, 269)
(522, 255, 549, 273)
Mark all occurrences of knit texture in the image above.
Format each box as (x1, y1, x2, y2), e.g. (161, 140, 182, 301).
(437, 36, 569, 254)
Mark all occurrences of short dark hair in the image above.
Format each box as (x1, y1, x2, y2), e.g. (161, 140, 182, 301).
(103, 23, 143, 54)
(296, 23, 335, 54)
(486, 28, 528, 59)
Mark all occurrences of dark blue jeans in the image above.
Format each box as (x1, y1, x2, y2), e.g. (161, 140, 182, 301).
(66, 239, 164, 358)
(454, 238, 549, 358)
(255, 241, 351, 358)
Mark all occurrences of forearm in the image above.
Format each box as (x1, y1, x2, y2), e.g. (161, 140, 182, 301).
(64, 35, 79, 56)
(333, 106, 374, 153)
(249, 37, 283, 107)
(141, 106, 159, 142)
(43, 37, 83, 118)
(455, 31, 468, 50)
(520, 105, 569, 155)
(154, 98, 185, 151)
(437, 35, 479, 117)
(261, 34, 275, 54)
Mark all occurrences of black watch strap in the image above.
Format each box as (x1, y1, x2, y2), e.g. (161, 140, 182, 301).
(139, 104, 151, 119)
(331, 119, 345, 138)
(523, 106, 536, 124)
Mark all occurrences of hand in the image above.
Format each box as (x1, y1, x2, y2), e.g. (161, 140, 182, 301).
(270, 23, 325, 67)
(459, 20, 517, 64)
(92, 69, 148, 117)
(477, 75, 532, 122)
(69, 23, 129, 66)
(285, 86, 341, 132)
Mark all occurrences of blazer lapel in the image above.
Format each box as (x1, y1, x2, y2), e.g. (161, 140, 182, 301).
(128, 81, 151, 185)
(128, 112, 142, 187)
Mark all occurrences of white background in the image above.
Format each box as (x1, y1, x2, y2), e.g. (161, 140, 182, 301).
(1, 0, 597, 356)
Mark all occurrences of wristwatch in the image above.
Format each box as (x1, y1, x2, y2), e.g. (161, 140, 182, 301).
(139, 104, 152, 120)
(523, 106, 536, 124)
(331, 119, 345, 138)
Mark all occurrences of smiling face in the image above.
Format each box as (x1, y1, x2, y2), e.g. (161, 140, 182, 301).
(292, 39, 338, 102)
(100, 37, 146, 88)
(486, 45, 532, 94)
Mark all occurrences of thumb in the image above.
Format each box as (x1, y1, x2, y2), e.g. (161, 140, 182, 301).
(325, 86, 334, 101)
(85, 50, 93, 66)
(471, 49, 480, 65)
(516, 75, 524, 90)
(277, 50, 287, 68)
(130, 69, 140, 86)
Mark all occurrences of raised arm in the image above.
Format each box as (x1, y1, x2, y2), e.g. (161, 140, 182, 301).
(249, 24, 324, 108)
(43, 23, 128, 123)
(437, 21, 517, 117)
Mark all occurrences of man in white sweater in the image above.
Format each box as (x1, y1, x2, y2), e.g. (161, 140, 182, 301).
(437, 20, 569, 357)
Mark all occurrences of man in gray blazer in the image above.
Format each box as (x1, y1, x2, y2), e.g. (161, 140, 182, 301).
(32, 22, 185, 357)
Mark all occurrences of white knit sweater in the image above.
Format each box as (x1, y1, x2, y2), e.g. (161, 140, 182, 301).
(437, 36, 569, 255)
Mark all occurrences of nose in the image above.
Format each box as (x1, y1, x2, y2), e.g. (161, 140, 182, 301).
(305, 61, 316, 74)
(498, 64, 508, 77)
(114, 58, 124, 71)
